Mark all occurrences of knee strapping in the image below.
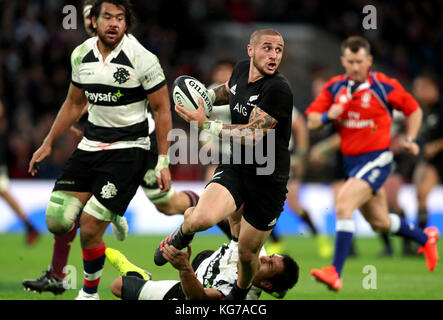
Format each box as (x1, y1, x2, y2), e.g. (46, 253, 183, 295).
(46, 191, 84, 235)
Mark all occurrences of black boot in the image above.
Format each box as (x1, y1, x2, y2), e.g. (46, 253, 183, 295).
(379, 233, 394, 257)
(154, 224, 194, 266)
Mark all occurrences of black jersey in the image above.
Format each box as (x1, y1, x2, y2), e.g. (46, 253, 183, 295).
(419, 100, 443, 145)
(418, 99, 443, 163)
(228, 60, 293, 178)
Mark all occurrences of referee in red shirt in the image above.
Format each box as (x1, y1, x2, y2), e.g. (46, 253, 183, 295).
(305, 36, 439, 291)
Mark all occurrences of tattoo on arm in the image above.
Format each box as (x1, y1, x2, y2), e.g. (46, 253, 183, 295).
(221, 107, 277, 146)
(212, 84, 230, 105)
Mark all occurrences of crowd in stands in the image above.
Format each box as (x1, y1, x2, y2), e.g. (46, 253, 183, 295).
(0, 0, 441, 180)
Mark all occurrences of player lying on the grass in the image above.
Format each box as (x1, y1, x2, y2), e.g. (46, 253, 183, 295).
(107, 213, 299, 300)
(107, 243, 298, 300)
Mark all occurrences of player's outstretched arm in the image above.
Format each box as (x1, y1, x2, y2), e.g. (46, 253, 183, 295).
(291, 114, 309, 178)
(401, 107, 422, 156)
(220, 106, 277, 146)
(29, 84, 87, 176)
(175, 100, 277, 146)
(148, 84, 172, 192)
(307, 103, 345, 131)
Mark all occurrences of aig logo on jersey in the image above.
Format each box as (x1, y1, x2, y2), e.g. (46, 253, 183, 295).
(100, 181, 118, 199)
(233, 103, 248, 116)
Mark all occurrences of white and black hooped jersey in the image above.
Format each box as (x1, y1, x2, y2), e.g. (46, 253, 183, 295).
(195, 240, 266, 300)
(71, 34, 166, 151)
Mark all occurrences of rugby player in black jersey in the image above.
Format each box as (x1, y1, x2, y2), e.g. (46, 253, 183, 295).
(155, 28, 294, 300)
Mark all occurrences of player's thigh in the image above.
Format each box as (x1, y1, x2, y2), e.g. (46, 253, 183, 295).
(415, 164, 439, 198)
(188, 182, 237, 228)
(336, 178, 373, 218)
(62, 190, 93, 205)
(383, 173, 403, 208)
(331, 179, 345, 204)
(238, 217, 272, 258)
(286, 178, 301, 205)
(204, 164, 218, 183)
(359, 187, 390, 232)
(230, 205, 244, 226)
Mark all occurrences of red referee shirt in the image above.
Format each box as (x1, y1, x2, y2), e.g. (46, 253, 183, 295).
(305, 71, 419, 156)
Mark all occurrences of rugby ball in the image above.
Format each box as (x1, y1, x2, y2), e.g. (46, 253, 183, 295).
(172, 75, 213, 117)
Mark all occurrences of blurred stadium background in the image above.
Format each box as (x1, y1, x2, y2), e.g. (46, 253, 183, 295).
(0, 0, 442, 302)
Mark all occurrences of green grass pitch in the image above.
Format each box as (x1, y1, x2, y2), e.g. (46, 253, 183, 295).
(0, 233, 441, 300)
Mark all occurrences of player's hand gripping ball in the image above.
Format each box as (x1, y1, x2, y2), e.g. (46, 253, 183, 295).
(172, 75, 213, 117)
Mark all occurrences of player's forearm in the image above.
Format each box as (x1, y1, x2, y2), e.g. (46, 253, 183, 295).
(179, 269, 209, 300)
(76, 102, 89, 122)
(152, 104, 172, 155)
(404, 107, 423, 140)
(209, 83, 230, 106)
(220, 124, 269, 146)
(293, 117, 309, 154)
(44, 100, 85, 146)
(215, 107, 277, 146)
(307, 112, 325, 130)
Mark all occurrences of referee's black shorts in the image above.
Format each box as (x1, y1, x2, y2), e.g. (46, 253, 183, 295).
(207, 164, 288, 231)
(53, 147, 150, 215)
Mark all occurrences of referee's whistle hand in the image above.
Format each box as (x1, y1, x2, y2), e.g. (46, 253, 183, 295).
(328, 104, 345, 119)
(402, 140, 420, 156)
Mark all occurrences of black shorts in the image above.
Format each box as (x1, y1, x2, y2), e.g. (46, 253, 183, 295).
(392, 152, 418, 180)
(428, 153, 443, 181)
(121, 275, 186, 300)
(207, 165, 288, 231)
(53, 147, 150, 215)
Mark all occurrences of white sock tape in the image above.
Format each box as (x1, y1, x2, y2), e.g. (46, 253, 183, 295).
(389, 213, 401, 233)
(336, 219, 355, 233)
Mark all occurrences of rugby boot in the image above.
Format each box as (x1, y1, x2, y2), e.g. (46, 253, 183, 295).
(154, 224, 194, 266)
(105, 248, 151, 280)
(311, 265, 342, 291)
(75, 289, 99, 300)
(417, 226, 439, 271)
(22, 266, 65, 295)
